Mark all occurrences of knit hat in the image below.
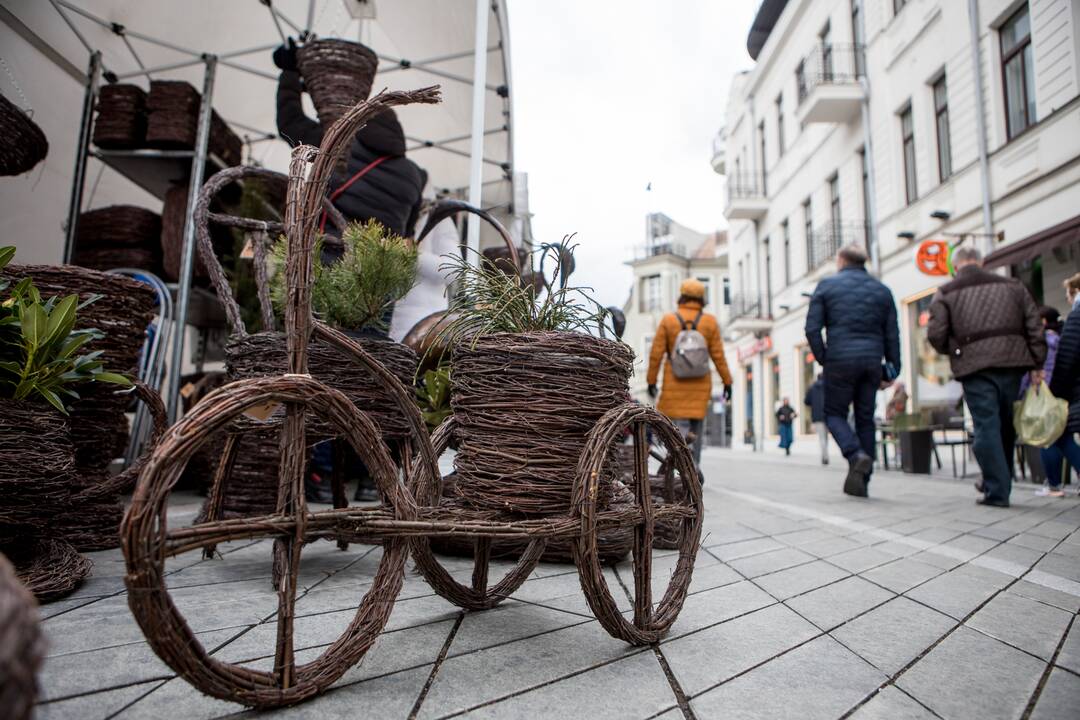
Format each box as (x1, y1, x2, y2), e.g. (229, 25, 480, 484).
(679, 278, 706, 301)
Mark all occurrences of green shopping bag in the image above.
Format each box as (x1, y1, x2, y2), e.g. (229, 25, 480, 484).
(1013, 381, 1068, 449)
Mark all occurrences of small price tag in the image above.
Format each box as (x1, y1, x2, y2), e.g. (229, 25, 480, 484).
(243, 401, 281, 421)
(179, 382, 196, 399)
(239, 237, 255, 259)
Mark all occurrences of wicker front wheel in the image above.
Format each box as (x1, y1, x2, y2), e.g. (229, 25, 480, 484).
(573, 404, 703, 645)
(121, 375, 414, 708)
(408, 418, 546, 610)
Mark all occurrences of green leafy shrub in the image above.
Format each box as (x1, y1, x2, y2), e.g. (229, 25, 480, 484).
(415, 365, 451, 431)
(270, 219, 418, 331)
(0, 246, 132, 413)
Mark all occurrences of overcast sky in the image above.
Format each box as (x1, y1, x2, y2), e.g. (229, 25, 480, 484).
(506, 0, 758, 309)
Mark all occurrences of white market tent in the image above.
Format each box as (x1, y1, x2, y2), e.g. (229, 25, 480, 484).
(0, 0, 523, 417)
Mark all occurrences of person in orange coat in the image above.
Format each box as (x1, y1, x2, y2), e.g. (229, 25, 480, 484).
(646, 279, 733, 478)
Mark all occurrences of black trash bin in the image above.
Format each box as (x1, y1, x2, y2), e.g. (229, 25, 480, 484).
(900, 429, 933, 474)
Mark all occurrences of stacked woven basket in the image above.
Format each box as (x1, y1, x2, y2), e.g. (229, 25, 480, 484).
(71, 204, 162, 274)
(92, 84, 148, 149)
(145, 80, 242, 166)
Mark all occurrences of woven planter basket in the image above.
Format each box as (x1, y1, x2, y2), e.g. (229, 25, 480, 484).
(0, 93, 48, 176)
(0, 401, 77, 536)
(145, 80, 241, 165)
(93, 83, 148, 149)
(451, 331, 633, 515)
(297, 39, 378, 126)
(0, 553, 44, 720)
(71, 204, 162, 274)
(3, 538, 91, 603)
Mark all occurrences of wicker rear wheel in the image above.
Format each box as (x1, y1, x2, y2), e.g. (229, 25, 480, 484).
(122, 376, 414, 708)
(408, 418, 545, 610)
(573, 404, 703, 645)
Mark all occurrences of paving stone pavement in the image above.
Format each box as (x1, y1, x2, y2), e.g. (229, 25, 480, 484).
(32, 449, 1080, 719)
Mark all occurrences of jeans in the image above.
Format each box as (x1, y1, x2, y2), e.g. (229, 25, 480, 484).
(674, 418, 704, 473)
(823, 359, 881, 462)
(1039, 432, 1080, 489)
(778, 423, 794, 450)
(814, 421, 829, 462)
(961, 369, 1024, 503)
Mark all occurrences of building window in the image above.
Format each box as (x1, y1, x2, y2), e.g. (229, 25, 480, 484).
(763, 236, 772, 316)
(828, 173, 841, 233)
(722, 276, 731, 305)
(859, 147, 871, 223)
(758, 120, 768, 193)
(819, 22, 833, 82)
(641, 274, 661, 312)
(802, 198, 813, 272)
(900, 104, 917, 204)
(1001, 4, 1035, 140)
(796, 60, 808, 104)
(775, 94, 785, 156)
(696, 276, 713, 307)
(893, 0, 908, 15)
(782, 220, 791, 286)
(933, 74, 952, 181)
(852, 0, 866, 76)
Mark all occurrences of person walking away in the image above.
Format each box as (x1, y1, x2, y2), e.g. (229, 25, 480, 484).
(1047, 275, 1080, 497)
(274, 38, 426, 502)
(776, 398, 796, 455)
(805, 245, 900, 497)
(804, 374, 829, 464)
(928, 247, 1045, 508)
(647, 279, 733, 482)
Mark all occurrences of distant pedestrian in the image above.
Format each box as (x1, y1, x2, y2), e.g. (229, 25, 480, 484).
(776, 398, 796, 455)
(928, 247, 1046, 508)
(647, 279, 733, 481)
(804, 374, 829, 464)
(1047, 275, 1080, 497)
(805, 244, 901, 497)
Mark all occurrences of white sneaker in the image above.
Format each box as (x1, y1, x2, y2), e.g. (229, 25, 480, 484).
(1035, 486, 1065, 498)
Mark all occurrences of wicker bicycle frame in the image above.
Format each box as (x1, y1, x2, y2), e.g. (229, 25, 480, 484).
(121, 87, 703, 709)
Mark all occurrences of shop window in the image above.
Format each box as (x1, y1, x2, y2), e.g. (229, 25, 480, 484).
(1001, 4, 1035, 140)
(909, 294, 962, 411)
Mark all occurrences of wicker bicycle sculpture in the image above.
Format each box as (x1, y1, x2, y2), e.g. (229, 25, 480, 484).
(121, 87, 704, 708)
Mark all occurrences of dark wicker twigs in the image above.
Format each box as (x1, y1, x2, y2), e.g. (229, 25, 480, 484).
(5, 538, 92, 603)
(93, 83, 147, 149)
(296, 40, 379, 126)
(121, 375, 413, 707)
(0, 400, 78, 533)
(0, 93, 47, 176)
(0, 553, 44, 720)
(451, 331, 633, 515)
(572, 403, 703, 645)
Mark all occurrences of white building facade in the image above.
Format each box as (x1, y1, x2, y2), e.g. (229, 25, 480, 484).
(622, 213, 732, 446)
(719, 0, 1080, 449)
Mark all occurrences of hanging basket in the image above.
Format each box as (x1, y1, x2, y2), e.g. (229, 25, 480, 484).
(451, 331, 633, 515)
(0, 553, 44, 720)
(93, 83, 148, 149)
(0, 93, 47, 176)
(297, 39, 379, 126)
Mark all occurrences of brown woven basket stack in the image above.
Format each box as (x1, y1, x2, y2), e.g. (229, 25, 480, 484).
(297, 39, 378, 126)
(0, 401, 92, 601)
(146, 80, 242, 166)
(1, 265, 158, 551)
(71, 204, 162, 274)
(450, 332, 633, 516)
(159, 184, 237, 282)
(0, 553, 45, 720)
(93, 83, 148, 149)
(0, 93, 48, 176)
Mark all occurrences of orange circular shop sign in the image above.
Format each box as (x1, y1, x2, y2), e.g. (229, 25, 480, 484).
(915, 240, 952, 276)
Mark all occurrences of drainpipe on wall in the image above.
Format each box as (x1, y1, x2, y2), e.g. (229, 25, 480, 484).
(968, 0, 995, 254)
(860, 88, 880, 275)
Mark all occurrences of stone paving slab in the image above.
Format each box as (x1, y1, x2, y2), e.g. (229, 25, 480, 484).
(29, 452, 1080, 719)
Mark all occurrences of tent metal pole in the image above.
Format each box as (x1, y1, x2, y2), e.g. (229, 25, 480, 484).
(466, 0, 491, 258)
(116, 57, 204, 80)
(305, 0, 316, 36)
(378, 46, 501, 74)
(219, 59, 277, 81)
(63, 51, 101, 263)
(167, 54, 218, 423)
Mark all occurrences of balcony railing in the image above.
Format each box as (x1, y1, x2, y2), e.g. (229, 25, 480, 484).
(807, 222, 868, 271)
(729, 292, 766, 321)
(725, 172, 766, 204)
(632, 242, 687, 261)
(797, 43, 865, 106)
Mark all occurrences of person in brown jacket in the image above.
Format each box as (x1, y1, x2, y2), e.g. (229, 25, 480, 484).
(928, 246, 1046, 507)
(646, 279, 733, 478)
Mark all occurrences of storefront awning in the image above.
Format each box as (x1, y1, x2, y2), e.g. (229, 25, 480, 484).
(984, 214, 1080, 269)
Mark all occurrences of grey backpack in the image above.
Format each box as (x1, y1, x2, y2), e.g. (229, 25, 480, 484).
(669, 312, 710, 379)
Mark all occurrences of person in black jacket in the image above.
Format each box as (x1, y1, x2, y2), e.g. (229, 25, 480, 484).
(273, 39, 426, 240)
(1048, 273, 1080, 497)
(804, 374, 828, 465)
(805, 244, 900, 497)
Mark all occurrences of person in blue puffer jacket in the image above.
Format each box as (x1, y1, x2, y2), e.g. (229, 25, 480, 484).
(805, 244, 901, 498)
